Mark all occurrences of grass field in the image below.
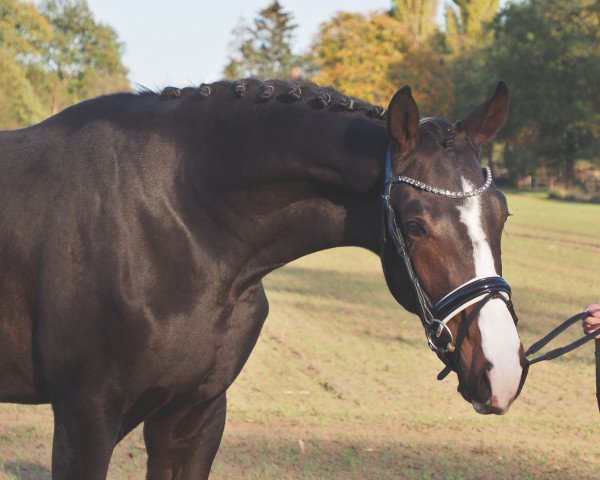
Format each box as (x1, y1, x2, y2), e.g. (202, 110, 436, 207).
(1, 192, 599, 479)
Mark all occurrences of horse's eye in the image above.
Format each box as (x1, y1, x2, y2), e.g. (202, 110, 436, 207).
(405, 220, 427, 237)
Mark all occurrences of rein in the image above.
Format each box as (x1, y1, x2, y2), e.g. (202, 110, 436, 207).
(380, 143, 597, 394)
(538, 310, 600, 412)
(597, 339, 600, 412)
(518, 310, 597, 403)
(524, 311, 596, 365)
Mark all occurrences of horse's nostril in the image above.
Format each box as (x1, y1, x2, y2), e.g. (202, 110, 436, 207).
(474, 368, 492, 404)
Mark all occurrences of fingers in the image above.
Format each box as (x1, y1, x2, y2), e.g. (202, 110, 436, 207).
(583, 305, 600, 338)
(583, 307, 600, 338)
(585, 304, 600, 317)
(584, 315, 600, 325)
(582, 323, 600, 339)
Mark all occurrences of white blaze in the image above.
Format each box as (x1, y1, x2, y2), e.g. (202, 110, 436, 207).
(458, 178, 522, 411)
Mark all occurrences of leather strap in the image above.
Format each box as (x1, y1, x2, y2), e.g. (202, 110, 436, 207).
(452, 292, 497, 386)
(524, 311, 594, 364)
(433, 277, 512, 324)
(596, 339, 600, 412)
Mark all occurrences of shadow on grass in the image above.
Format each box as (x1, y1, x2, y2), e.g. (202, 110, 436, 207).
(213, 434, 589, 480)
(2, 463, 51, 480)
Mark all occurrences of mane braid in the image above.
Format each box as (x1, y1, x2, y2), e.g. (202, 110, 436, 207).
(147, 79, 386, 120)
(233, 81, 246, 97)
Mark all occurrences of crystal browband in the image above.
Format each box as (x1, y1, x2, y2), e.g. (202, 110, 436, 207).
(387, 167, 493, 199)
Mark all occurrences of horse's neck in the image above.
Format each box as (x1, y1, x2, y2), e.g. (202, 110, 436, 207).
(191, 105, 389, 286)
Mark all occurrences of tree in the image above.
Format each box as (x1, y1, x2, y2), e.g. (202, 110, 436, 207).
(488, 0, 600, 184)
(446, 0, 499, 40)
(442, 0, 503, 175)
(0, 54, 47, 128)
(0, 0, 51, 127)
(445, 0, 502, 117)
(224, 1, 298, 80)
(0, 0, 51, 54)
(40, 0, 129, 113)
(313, 11, 453, 113)
(1, 0, 129, 128)
(391, 0, 439, 42)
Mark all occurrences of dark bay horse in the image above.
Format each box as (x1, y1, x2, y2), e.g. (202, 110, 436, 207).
(0, 78, 526, 478)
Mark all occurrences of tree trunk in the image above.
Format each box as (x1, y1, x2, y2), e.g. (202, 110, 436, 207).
(564, 135, 576, 189)
(565, 157, 575, 189)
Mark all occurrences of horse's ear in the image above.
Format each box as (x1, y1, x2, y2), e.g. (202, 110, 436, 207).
(387, 85, 420, 154)
(460, 81, 509, 145)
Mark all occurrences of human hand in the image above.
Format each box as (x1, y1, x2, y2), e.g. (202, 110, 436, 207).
(583, 304, 600, 338)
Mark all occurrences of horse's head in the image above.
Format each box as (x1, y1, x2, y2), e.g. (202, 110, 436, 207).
(381, 82, 526, 415)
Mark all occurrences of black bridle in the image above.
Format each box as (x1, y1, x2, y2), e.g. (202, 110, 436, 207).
(380, 143, 596, 391)
(379, 145, 518, 384)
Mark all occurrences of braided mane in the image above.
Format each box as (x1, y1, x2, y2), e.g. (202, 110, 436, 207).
(138, 78, 387, 120)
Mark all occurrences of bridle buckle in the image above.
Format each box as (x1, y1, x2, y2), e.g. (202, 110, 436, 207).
(426, 319, 456, 354)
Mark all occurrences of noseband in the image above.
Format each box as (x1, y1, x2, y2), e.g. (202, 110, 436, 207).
(380, 144, 519, 383)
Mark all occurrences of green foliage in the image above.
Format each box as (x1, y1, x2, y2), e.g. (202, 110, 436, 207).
(0, 0, 129, 129)
(40, 0, 129, 113)
(391, 0, 439, 42)
(313, 11, 453, 113)
(444, 0, 501, 120)
(488, 0, 600, 182)
(0, 0, 51, 127)
(224, 1, 298, 80)
(0, 54, 46, 128)
(446, 0, 499, 40)
(313, 12, 407, 105)
(443, 0, 600, 184)
(0, 0, 52, 55)
(42, 0, 124, 79)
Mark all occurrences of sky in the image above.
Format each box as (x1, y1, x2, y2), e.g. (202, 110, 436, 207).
(81, 0, 398, 89)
